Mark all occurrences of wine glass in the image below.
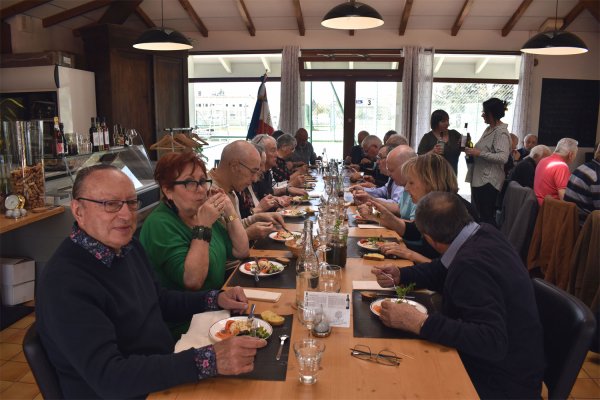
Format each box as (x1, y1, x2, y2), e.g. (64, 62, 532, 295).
(297, 304, 323, 338)
(320, 264, 342, 293)
(316, 227, 331, 265)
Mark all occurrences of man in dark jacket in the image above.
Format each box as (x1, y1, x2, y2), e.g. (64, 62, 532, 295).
(372, 191, 544, 399)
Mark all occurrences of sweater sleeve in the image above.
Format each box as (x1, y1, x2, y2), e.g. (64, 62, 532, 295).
(417, 132, 435, 155)
(479, 130, 511, 165)
(398, 259, 447, 292)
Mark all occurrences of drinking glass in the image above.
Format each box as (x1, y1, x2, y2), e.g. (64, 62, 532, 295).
(297, 304, 323, 338)
(320, 264, 342, 293)
(293, 339, 326, 384)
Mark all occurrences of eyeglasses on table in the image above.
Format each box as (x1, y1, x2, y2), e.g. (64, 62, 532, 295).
(350, 344, 401, 366)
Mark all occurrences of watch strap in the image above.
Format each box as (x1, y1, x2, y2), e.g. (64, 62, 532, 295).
(191, 225, 212, 242)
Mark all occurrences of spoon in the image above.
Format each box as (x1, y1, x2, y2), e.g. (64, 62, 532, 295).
(276, 334, 289, 361)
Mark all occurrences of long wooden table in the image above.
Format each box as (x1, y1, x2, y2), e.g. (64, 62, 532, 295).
(150, 208, 478, 399)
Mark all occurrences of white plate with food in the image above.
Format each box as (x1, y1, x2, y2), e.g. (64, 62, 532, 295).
(291, 195, 312, 204)
(209, 316, 273, 341)
(280, 209, 307, 218)
(239, 259, 286, 276)
(357, 238, 385, 251)
(269, 230, 301, 242)
(370, 298, 428, 317)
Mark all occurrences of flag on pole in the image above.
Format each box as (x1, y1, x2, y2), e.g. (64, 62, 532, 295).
(246, 73, 274, 140)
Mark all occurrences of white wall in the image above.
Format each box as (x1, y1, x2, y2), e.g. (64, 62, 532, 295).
(6, 15, 84, 54)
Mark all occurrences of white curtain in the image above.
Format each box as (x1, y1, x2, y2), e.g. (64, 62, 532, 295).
(512, 53, 534, 140)
(279, 45, 301, 134)
(401, 47, 434, 148)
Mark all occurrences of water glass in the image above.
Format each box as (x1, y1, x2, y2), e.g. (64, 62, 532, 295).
(320, 264, 342, 293)
(297, 304, 323, 337)
(294, 339, 326, 385)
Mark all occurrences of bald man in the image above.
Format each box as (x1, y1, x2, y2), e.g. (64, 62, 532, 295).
(290, 128, 317, 166)
(208, 140, 287, 240)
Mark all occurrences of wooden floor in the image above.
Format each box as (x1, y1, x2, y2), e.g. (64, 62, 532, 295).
(0, 308, 599, 399)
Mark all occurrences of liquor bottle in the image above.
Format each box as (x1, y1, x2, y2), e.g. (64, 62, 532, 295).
(464, 123, 474, 164)
(96, 118, 104, 151)
(296, 220, 319, 307)
(53, 117, 64, 157)
(90, 117, 99, 152)
(102, 117, 110, 150)
(59, 122, 69, 156)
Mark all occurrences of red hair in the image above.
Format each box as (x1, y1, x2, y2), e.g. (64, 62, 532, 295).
(154, 152, 206, 191)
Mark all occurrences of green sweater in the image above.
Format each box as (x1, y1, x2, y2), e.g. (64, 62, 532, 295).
(140, 202, 232, 336)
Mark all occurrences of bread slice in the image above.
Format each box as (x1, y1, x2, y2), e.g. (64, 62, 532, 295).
(363, 253, 385, 261)
(261, 310, 285, 326)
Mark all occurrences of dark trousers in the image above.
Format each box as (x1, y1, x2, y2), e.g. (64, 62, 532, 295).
(472, 183, 499, 226)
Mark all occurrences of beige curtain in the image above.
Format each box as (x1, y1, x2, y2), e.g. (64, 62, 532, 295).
(279, 45, 301, 134)
(512, 53, 534, 140)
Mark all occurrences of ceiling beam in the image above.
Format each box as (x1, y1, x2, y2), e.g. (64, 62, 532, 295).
(434, 56, 445, 73)
(451, 0, 474, 36)
(43, 0, 112, 28)
(218, 57, 232, 73)
(561, 1, 586, 29)
(398, 0, 413, 36)
(292, 0, 305, 36)
(178, 0, 208, 37)
(475, 57, 490, 75)
(1, 0, 52, 20)
(501, 0, 533, 37)
(582, 0, 599, 23)
(235, 0, 255, 36)
(97, 0, 142, 25)
(135, 5, 155, 28)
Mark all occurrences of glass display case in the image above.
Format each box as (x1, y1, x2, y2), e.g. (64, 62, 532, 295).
(45, 145, 159, 211)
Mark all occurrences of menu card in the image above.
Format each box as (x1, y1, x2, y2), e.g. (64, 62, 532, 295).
(304, 291, 351, 328)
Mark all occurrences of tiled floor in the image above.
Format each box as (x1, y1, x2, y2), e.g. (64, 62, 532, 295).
(0, 310, 599, 400)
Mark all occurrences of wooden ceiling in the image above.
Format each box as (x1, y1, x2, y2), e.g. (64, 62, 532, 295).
(1, 0, 598, 39)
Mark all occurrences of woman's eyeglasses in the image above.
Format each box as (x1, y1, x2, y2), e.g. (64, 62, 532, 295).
(173, 179, 212, 192)
(350, 345, 401, 366)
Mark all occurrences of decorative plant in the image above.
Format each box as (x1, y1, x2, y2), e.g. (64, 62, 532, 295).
(395, 283, 416, 301)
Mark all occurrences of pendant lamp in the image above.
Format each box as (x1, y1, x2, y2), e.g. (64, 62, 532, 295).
(321, 0, 384, 30)
(520, 0, 588, 55)
(133, 0, 192, 51)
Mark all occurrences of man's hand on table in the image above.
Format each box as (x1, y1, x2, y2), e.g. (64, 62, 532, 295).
(379, 301, 428, 335)
(217, 286, 248, 312)
(213, 336, 267, 375)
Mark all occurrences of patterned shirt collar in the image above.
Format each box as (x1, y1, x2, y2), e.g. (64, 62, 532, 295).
(69, 223, 133, 267)
(440, 222, 480, 269)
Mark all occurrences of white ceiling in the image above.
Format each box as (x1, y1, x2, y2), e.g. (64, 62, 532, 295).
(3, 0, 599, 34)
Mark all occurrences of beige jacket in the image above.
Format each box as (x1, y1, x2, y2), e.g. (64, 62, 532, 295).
(467, 123, 511, 191)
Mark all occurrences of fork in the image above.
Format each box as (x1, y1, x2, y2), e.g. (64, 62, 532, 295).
(379, 271, 398, 292)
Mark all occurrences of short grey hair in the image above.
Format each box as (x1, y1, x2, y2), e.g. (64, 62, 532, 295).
(385, 134, 409, 146)
(251, 134, 274, 146)
(415, 191, 473, 244)
(277, 133, 296, 149)
(252, 142, 265, 155)
(529, 145, 551, 161)
(361, 135, 382, 149)
(524, 133, 538, 141)
(554, 137, 578, 156)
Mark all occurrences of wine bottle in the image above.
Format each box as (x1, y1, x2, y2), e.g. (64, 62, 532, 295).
(465, 123, 474, 164)
(102, 117, 110, 150)
(53, 117, 64, 157)
(96, 118, 104, 151)
(59, 122, 68, 156)
(90, 117, 99, 152)
(296, 220, 319, 308)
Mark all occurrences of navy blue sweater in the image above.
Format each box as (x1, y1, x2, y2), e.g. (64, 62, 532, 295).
(37, 238, 214, 399)
(401, 224, 544, 399)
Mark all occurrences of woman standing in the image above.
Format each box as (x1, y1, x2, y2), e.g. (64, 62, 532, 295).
(417, 109, 462, 173)
(140, 152, 249, 337)
(465, 97, 511, 225)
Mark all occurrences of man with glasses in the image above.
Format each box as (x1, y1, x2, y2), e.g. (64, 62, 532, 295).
(37, 164, 266, 398)
(372, 191, 544, 399)
(209, 140, 288, 240)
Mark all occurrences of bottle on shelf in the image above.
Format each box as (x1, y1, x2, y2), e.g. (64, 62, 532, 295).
(96, 118, 105, 151)
(59, 122, 69, 156)
(101, 117, 110, 150)
(464, 123, 474, 164)
(296, 219, 319, 307)
(53, 116, 65, 157)
(90, 117, 99, 152)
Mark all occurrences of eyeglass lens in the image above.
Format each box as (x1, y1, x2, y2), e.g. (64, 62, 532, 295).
(104, 200, 141, 212)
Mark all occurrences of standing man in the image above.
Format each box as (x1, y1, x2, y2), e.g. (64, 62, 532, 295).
(37, 165, 266, 399)
(373, 191, 544, 399)
(534, 137, 578, 205)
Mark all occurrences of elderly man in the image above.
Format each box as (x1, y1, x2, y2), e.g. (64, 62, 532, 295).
(208, 140, 287, 239)
(37, 165, 266, 399)
(290, 128, 317, 166)
(251, 134, 306, 200)
(373, 191, 544, 399)
(534, 137, 578, 205)
(518, 133, 538, 159)
(509, 144, 552, 188)
(565, 142, 600, 222)
(346, 130, 370, 165)
(356, 134, 382, 173)
(351, 144, 404, 205)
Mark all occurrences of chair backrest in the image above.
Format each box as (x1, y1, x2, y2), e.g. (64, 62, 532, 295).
(22, 322, 64, 399)
(532, 278, 596, 399)
(499, 181, 538, 260)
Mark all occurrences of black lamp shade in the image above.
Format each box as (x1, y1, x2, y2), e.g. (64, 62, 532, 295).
(321, 2, 384, 30)
(521, 30, 588, 55)
(133, 27, 193, 51)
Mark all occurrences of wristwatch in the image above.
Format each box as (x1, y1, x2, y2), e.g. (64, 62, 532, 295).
(226, 214, 239, 223)
(191, 226, 212, 242)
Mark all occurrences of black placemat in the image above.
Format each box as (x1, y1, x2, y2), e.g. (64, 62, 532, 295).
(252, 237, 290, 251)
(352, 290, 442, 339)
(347, 237, 398, 259)
(347, 212, 380, 228)
(227, 315, 293, 381)
(228, 258, 297, 289)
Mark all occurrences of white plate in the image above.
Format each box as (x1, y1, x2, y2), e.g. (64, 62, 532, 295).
(291, 196, 312, 204)
(239, 260, 286, 276)
(370, 298, 428, 317)
(280, 209, 307, 218)
(209, 316, 273, 342)
(357, 239, 384, 251)
(268, 230, 301, 242)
